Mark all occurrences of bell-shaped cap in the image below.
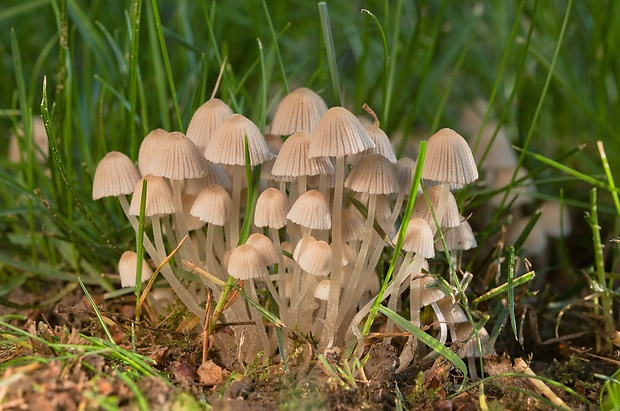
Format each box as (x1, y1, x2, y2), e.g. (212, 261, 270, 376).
(456, 323, 493, 358)
(341, 207, 366, 242)
(271, 131, 335, 178)
(436, 217, 477, 252)
(297, 239, 332, 276)
(186, 98, 234, 150)
(395, 217, 435, 258)
(422, 128, 478, 187)
(270, 87, 328, 135)
(314, 279, 331, 300)
(93, 151, 142, 200)
(205, 114, 274, 166)
(149, 131, 207, 180)
(128, 175, 175, 217)
(182, 194, 207, 231)
(190, 184, 232, 226)
(138, 128, 168, 176)
(411, 185, 461, 229)
(309, 107, 375, 158)
(287, 190, 331, 230)
(345, 153, 398, 195)
(347, 125, 397, 165)
(118, 251, 153, 288)
(394, 157, 420, 196)
(254, 188, 290, 229)
(413, 276, 446, 306)
(228, 244, 266, 280)
(184, 158, 231, 195)
(246, 233, 278, 266)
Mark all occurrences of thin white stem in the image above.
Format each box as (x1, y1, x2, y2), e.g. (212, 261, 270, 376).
(321, 155, 345, 349)
(431, 301, 448, 345)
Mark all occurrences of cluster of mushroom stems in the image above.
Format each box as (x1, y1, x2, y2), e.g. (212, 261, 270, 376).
(93, 87, 493, 375)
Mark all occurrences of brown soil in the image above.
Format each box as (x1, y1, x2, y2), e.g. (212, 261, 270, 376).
(0, 282, 613, 410)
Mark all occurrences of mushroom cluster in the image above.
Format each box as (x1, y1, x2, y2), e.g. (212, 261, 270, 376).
(93, 87, 492, 369)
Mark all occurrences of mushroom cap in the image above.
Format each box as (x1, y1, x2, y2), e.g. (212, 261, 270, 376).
(314, 279, 331, 300)
(271, 131, 335, 178)
(128, 175, 175, 217)
(411, 185, 461, 229)
(412, 276, 446, 306)
(228, 244, 267, 280)
(205, 114, 274, 166)
(435, 298, 468, 324)
(456, 323, 493, 358)
(295, 238, 332, 276)
(149, 131, 207, 180)
(186, 98, 234, 150)
(270, 87, 328, 135)
(93, 151, 142, 200)
(287, 190, 331, 230)
(347, 125, 397, 165)
(118, 251, 154, 288)
(309, 107, 375, 158)
(353, 192, 392, 222)
(254, 188, 290, 229)
(422, 128, 478, 186)
(341, 207, 366, 242)
(506, 216, 548, 256)
(190, 184, 232, 226)
(345, 153, 399, 195)
(138, 128, 168, 176)
(182, 194, 207, 231)
(246, 233, 278, 266)
(436, 216, 477, 252)
(395, 217, 435, 258)
(394, 157, 420, 196)
(183, 158, 232, 195)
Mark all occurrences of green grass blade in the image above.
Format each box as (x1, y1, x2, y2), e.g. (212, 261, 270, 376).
(473, 272, 535, 306)
(318, 2, 342, 105)
(379, 305, 468, 380)
(77, 277, 115, 344)
(361, 9, 389, 124)
(149, 0, 183, 131)
(128, 0, 143, 159)
(261, 0, 289, 94)
(506, 245, 518, 340)
(597, 141, 620, 215)
(362, 141, 426, 336)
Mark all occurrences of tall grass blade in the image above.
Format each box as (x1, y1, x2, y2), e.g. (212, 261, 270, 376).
(318, 2, 342, 105)
(77, 277, 115, 344)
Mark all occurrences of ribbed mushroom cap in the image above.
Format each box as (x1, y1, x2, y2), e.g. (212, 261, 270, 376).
(314, 279, 331, 300)
(341, 207, 366, 242)
(345, 154, 399, 195)
(309, 107, 375, 158)
(436, 217, 477, 252)
(272, 131, 335, 178)
(254, 188, 290, 229)
(264, 133, 284, 155)
(287, 190, 331, 230)
(149, 131, 207, 180)
(205, 114, 274, 166)
(293, 236, 317, 261)
(190, 184, 232, 226)
(394, 217, 435, 258)
(414, 276, 446, 306)
(347, 125, 397, 165)
(456, 323, 493, 358)
(138, 128, 168, 176)
(118, 251, 153, 288)
(186, 98, 234, 150)
(435, 298, 468, 324)
(353, 192, 392, 221)
(270, 87, 328, 135)
(184, 158, 231, 195)
(411, 185, 461, 228)
(297, 239, 332, 276)
(228, 244, 266, 280)
(246, 233, 278, 266)
(128, 175, 175, 217)
(422, 128, 478, 187)
(394, 157, 419, 196)
(182, 194, 207, 231)
(93, 151, 142, 200)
